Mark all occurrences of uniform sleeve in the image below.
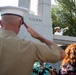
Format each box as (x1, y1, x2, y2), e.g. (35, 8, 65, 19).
(34, 43, 60, 63)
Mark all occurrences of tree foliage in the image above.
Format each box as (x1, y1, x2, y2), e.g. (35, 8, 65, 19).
(52, 0, 76, 36)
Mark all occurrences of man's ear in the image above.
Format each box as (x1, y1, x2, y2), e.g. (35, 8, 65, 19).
(0, 20, 1, 25)
(18, 20, 22, 28)
(0, 20, 3, 28)
(19, 19, 23, 25)
(0, 20, 2, 27)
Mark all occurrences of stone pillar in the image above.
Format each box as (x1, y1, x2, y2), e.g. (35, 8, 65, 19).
(18, 0, 30, 9)
(38, 0, 51, 17)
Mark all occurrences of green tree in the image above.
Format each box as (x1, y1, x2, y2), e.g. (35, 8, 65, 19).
(52, 0, 76, 36)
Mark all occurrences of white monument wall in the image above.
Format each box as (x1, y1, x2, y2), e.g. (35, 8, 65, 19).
(18, 0, 53, 41)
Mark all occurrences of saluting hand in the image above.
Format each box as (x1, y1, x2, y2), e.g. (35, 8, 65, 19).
(24, 22, 40, 39)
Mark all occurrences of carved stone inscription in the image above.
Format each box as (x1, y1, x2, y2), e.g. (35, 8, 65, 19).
(29, 17, 42, 22)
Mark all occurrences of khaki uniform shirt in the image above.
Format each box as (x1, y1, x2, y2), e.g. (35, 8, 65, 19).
(0, 30, 60, 75)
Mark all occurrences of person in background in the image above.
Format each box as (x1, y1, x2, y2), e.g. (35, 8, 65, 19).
(51, 68, 58, 75)
(38, 62, 46, 75)
(54, 26, 69, 35)
(54, 27, 62, 35)
(0, 6, 65, 75)
(58, 43, 76, 75)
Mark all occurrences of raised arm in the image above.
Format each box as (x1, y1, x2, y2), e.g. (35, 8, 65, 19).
(24, 22, 66, 61)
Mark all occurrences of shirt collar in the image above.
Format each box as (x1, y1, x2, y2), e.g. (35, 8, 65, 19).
(0, 30, 17, 36)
